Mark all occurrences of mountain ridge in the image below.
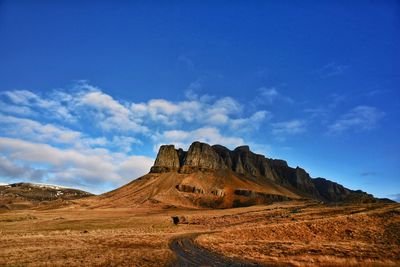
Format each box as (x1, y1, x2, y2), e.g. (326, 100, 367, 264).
(150, 141, 382, 204)
(87, 141, 394, 209)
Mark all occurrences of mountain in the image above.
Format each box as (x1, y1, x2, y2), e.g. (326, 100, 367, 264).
(91, 141, 390, 209)
(0, 182, 93, 210)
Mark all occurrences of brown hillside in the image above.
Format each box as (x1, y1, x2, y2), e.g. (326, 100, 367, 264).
(88, 169, 300, 209)
(80, 141, 389, 209)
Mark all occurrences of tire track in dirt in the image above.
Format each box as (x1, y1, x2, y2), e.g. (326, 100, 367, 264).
(169, 233, 265, 267)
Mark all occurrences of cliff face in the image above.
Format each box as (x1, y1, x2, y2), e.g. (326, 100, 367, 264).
(149, 141, 378, 203)
(181, 142, 225, 173)
(150, 145, 181, 173)
(150, 142, 278, 181)
(270, 162, 321, 198)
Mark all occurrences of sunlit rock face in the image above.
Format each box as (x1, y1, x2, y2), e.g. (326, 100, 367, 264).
(149, 141, 381, 203)
(180, 142, 225, 173)
(150, 145, 181, 173)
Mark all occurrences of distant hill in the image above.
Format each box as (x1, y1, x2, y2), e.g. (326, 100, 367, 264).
(0, 182, 93, 210)
(90, 141, 393, 209)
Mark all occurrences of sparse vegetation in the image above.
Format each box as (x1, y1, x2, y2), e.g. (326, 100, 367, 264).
(0, 201, 398, 266)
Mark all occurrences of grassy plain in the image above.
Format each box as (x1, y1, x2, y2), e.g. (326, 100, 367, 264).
(0, 201, 399, 266)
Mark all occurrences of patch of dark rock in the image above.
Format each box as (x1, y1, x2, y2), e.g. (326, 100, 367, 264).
(290, 208, 301, 214)
(232, 200, 254, 208)
(171, 216, 189, 225)
(175, 184, 205, 194)
(0, 204, 11, 210)
(344, 229, 353, 237)
(233, 189, 291, 202)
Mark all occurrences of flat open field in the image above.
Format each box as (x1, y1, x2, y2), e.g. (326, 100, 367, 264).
(0, 201, 399, 266)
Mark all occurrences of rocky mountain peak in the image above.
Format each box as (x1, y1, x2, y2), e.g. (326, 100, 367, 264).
(148, 141, 380, 203)
(180, 142, 224, 173)
(234, 145, 250, 152)
(150, 145, 180, 173)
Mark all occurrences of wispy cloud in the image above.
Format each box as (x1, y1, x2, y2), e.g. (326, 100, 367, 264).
(272, 120, 306, 139)
(256, 87, 294, 105)
(131, 90, 267, 130)
(0, 137, 154, 194)
(0, 114, 82, 145)
(316, 62, 350, 78)
(328, 106, 384, 134)
(1, 90, 75, 121)
(230, 110, 271, 131)
(304, 93, 347, 123)
(0, 82, 270, 192)
(177, 54, 194, 68)
(153, 127, 245, 152)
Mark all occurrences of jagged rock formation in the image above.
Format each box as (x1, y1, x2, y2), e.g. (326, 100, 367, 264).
(92, 141, 390, 209)
(150, 145, 181, 173)
(313, 178, 350, 202)
(149, 141, 379, 204)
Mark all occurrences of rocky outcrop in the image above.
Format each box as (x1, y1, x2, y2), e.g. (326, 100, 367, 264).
(231, 146, 277, 182)
(150, 145, 181, 173)
(270, 163, 321, 198)
(180, 142, 225, 173)
(233, 189, 291, 201)
(149, 141, 378, 203)
(295, 167, 321, 197)
(212, 145, 233, 169)
(150, 142, 278, 181)
(312, 177, 350, 202)
(176, 184, 205, 194)
(311, 178, 381, 203)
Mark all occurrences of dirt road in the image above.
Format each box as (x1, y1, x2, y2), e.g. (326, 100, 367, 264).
(169, 233, 264, 267)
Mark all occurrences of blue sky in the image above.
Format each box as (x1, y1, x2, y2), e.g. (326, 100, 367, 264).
(0, 1, 399, 199)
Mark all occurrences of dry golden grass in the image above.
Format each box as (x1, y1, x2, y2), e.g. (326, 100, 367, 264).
(0, 201, 399, 266)
(196, 202, 400, 266)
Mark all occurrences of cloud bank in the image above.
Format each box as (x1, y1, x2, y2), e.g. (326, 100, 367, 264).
(0, 82, 385, 193)
(0, 82, 270, 193)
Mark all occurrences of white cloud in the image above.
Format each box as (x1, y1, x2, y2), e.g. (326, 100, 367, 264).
(0, 100, 34, 115)
(185, 80, 203, 100)
(117, 156, 154, 180)
(111, 136, 142, 153)
(2, 83, 267, 135)
(328, 106, 384, 134)
(130, 93, 265, 130)
(0, 82, 271, 193)
(0, 156, 46, 181)
(260, 87, 279, 98)
(257, 87, 294, 104)
(77, 89, 148, 133)
(230, 110, 270, 131)
(0, 114, 82, 145)
(272, 120, 306, 135)
(4, 90, 38, 105)
(154, 127, 245, 151)
(1, 90, 75, 121)
(0, 137, 153, 194)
